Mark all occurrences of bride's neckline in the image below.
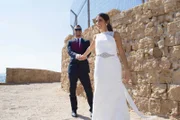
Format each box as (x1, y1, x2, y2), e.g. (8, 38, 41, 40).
(100, 31, 111, 34)
(99, 31, 114, 38)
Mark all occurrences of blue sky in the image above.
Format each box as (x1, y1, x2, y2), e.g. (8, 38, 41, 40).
(0, 0, 143, 74)
(0, 0, 73, 73)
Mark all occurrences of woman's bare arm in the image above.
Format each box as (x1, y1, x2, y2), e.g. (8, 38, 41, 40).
(81, 35, 96, 57)
(114, 32, 129, 70)
(114, 32, 131, 84)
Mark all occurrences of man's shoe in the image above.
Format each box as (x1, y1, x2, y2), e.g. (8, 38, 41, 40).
(71, 111, 78, 117)
(90, 112, 92, 118)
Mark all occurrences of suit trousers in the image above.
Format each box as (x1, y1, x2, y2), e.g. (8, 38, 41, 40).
(68, 72, 93, 112)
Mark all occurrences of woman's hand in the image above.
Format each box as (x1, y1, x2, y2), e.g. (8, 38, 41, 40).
(123, 69, 131, 84)
(78, 54, 87, 61)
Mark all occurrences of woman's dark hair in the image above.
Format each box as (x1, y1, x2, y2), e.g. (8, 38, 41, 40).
(98, 13, 113, 31)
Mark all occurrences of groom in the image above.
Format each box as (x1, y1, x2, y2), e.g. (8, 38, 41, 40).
(67, 25, 93, 117)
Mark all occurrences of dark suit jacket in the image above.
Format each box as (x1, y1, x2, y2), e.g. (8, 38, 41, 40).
(67, 38, 90, 74)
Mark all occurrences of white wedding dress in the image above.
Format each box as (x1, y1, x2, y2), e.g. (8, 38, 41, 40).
(92, 31, 156, 120)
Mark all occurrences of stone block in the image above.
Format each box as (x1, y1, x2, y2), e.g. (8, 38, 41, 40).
(168, 85, 180, 101)
(167, 21, 180, 34)
(151, 84, 167, 99)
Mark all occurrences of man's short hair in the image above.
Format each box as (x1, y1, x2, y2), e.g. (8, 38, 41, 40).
(74, 25, 82, 29)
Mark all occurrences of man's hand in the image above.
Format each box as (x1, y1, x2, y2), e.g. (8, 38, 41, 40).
(75, 54, 81, 59)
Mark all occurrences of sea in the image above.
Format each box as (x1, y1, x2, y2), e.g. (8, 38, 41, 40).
(0, 73, 6, 83)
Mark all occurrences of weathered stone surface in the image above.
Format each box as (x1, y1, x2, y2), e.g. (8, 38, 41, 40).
(64, 34, 74, 44)
(151, 84, 167, 99)
(172, 59, 180, 70)
(131, 40, 139, 51)
(143, 1, 165, 16)
(159, 70, 173, 83)
(168, 85, 180, 101)
(137, 15, 150, 24)
(164, 0, 177, 13)
(175, 11, 180, 17)
(165, 34, 176, 46)
(132, 84, 151, 97)
(158, 39, 165, 49)
(175, 32, 180, 45)
(145, 27, 156, 37)
(136, 71, 147, 84)
(165, 13, 174, 22)
(160, 47, 169, 57)
(131, 61, 143, 72)
(161, 100, 178, 116)
(133, 97, 149, 112)
(132, 5, 143, 15)
(170, 45, 180, 59)
(143, 58, 159, 70)
(173, 69, 180, 84)
(107, 9, 121, 17)
(136, 72, 147, 83)
(145, 70, 159, 83)
(167, 20, 180, 34)
(61, 72, 69, 92)
(157, 25, 164, 36)
(128, 51, 145, 72)
(146, 22, 154, 28)
(6, 68, 61, 83)
(159, 57, 171, 70)
(152, 47, 163, 58)
(174, 11, 180, 21)
(149, 98, 161, 114)
(83, 25, 99, 40)
(158, 15, 165, 23)
(138, 37, 154, 51)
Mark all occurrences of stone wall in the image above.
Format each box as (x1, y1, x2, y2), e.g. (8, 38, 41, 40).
(61, 0, 180, 118)
(6, 68, 61, 84)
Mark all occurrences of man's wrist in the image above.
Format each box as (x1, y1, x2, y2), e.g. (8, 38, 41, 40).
(75, 54, 80, 59)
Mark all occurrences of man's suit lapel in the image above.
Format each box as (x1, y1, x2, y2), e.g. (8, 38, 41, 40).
(71, 38, 77, 50)
(81, 38, 85, 50)
(81, 38, 84, 44)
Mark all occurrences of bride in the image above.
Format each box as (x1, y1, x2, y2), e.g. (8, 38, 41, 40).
(79, 13, 156, 120)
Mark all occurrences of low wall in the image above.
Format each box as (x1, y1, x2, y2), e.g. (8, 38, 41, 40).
(6, 68, 61, 84)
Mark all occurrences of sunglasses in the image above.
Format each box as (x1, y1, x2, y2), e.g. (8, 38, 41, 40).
(96, 19, 103, 22)
(75, 28, 82, 31)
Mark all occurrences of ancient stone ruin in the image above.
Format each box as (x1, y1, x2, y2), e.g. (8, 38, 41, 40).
(61, 0, 180, 118)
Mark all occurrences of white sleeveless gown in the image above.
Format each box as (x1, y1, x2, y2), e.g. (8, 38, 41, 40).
(92, 31, 156, 120)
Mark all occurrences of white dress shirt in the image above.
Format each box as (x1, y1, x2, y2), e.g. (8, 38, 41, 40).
(75, 38, 81, 47)
(75, 38, 81, 59)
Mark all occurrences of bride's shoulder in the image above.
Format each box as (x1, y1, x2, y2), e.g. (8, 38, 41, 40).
(113, 31, 120, 37)
(113, 31, 121, 40)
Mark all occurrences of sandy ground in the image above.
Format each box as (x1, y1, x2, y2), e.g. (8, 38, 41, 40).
(0, 83, 169, 120)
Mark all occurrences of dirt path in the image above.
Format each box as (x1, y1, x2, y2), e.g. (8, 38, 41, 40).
(0, 83, 169, 120)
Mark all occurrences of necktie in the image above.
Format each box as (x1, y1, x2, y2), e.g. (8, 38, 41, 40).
(78, 38, 81, 48)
